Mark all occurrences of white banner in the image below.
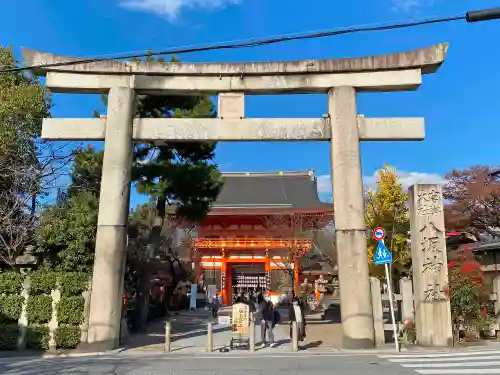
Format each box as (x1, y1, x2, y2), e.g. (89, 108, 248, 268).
(190, 283, 197, 310)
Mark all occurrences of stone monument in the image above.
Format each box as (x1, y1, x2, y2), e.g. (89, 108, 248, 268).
(22, 42, 448, 350)
(409, 184, 453, 346)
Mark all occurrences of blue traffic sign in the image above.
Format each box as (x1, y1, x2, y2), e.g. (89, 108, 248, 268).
(373, 240, 393, 265)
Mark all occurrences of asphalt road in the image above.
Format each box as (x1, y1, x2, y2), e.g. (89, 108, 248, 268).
(4, 347, 500, 374)
(0, 352, 414, 375)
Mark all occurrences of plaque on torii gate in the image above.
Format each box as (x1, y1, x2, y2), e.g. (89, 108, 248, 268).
(21, 42, 448, 351)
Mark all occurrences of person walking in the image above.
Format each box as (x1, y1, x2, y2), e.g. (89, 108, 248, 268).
(211, 295, 219, 319)
(289, 296, 306, 347)
(257, 292, 277, 348)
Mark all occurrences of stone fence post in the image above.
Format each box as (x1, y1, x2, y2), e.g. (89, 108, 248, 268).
(17, 276, 30, 350)
(493, 277, 500, 329)
(80, 280, 92, 345)
(399, 277, 414, 324)
(370, 277, 385, 346)
(48, 288, 61, 352)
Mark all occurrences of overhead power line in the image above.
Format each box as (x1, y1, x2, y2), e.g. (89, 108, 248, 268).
(2, 7, 500, 74)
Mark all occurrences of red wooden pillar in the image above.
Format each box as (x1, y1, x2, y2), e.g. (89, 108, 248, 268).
(194, 252, 202, 285)
(265, 250, 271, 292)
(221, 249, 228, 305)
(227, 265, 233, 304)
(293, 257, 300, 296)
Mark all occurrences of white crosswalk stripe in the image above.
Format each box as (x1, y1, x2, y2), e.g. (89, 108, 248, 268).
(379, 348, 500, 374)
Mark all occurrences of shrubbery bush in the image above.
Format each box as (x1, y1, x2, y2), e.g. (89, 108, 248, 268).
(27, 295, 52, 324)
(0, 272, 23, 294)
(0, 324, 19, 350)
(0, 295, 24, 322)
(29, 270, 57, 294)
(57, 296, 84, 325)
(0, 269, 89, 351)
(0, 272, 24, 350)
(26, 325, 50, 350)
(58, 273, 88, 296)
(55, 325, 81, 349)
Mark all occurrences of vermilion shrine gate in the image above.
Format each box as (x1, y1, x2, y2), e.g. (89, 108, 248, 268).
(22, 42, 451, 350)
(184, 170, 333, 305)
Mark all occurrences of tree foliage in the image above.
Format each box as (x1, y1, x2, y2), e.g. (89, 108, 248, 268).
(36, 146, 102, 273)
(365, 165, 410, 277)
(0, 46, 52, 266)
(443, 165, 500, 237)
(67, 146, 103, 198)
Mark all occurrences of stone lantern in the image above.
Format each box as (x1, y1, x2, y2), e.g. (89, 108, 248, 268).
(15, 245, 38, 274)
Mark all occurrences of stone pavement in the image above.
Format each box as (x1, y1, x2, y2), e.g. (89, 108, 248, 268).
(124, 302, 346, 353)
(124, 308, 292, 354)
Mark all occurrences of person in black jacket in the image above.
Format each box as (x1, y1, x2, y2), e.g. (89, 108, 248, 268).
(289, 296, 306, 344)
(257, 292, 277, 348)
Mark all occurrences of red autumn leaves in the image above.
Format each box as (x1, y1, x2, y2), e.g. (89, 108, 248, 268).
(448, 249, 484, 286)
(447, 247, 491, 322)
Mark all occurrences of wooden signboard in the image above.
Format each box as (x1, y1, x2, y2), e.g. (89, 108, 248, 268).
(232, 302, 250, 334)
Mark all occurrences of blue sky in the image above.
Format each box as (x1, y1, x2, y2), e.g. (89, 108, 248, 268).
(1, 0, 499, 207)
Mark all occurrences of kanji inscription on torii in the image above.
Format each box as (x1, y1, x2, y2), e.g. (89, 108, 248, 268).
(417, 189, 442, 216)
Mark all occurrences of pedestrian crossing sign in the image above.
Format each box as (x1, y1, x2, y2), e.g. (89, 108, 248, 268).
(373, 240, 392, 265)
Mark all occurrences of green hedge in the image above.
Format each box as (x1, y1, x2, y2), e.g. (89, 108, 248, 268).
(29, 270, 57, 294)
(55, 325, 81, 349)
(27, 295, 52, 324)
(0, 270, 89, 351)
(0, 295, 24, 322)
(26, 325, 50, 350)
(58, 273, 88, 296)
(55, 272, 87, 349)
(57, 296, 84, 325)
(0, 272, 23, 294)
(0, 324, 19, 350)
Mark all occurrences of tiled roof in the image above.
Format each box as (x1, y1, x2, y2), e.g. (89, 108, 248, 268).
(210, 170, 332, 212)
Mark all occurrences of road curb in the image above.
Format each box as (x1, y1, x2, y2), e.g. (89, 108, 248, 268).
(41, 348, 126, 359)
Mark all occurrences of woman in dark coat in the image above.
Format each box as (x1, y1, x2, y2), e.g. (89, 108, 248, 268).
(289, 296, 306, 343)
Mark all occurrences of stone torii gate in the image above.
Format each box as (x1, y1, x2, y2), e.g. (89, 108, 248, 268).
(22, 43, 448, 351)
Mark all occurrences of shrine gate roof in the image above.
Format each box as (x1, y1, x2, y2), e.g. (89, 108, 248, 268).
(208, 170, 332, 214)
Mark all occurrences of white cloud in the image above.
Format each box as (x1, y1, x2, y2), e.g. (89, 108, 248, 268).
(391, 0, 434, 13)
(120, 0, 241, 20)
(317, 170, 447, 196)
(317, 175, 333, 196)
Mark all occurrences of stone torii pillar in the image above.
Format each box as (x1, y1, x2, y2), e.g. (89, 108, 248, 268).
(22, 42, 448, 350)
(328, 86, 374, 348)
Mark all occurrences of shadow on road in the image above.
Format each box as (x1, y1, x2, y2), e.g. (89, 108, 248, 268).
(300, 340, 323, 350)
(123, 309, 231, 350)
(0, 357, 137, 375)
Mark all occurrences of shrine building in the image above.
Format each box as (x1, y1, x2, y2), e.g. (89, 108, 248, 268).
(191, 170, 333, 305)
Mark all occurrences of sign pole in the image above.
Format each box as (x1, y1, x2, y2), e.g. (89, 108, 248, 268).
(373, 228, 398, 351)
(384, 261, 400, 352)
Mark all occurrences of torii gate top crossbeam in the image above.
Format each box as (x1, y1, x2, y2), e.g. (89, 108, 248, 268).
(21, 43, 448, 77)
